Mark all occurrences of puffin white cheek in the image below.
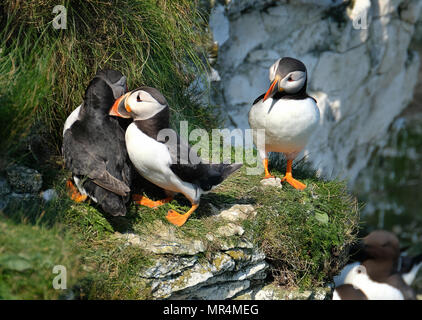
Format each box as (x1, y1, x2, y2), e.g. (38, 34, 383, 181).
(131, 101, 166, 120)
(283, 77, 306, 94)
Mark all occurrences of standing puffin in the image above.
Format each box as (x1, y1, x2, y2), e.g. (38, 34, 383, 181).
(62, 70, 132, 216)
(110, 86, 242, 226)
(248, 57, 320, 190)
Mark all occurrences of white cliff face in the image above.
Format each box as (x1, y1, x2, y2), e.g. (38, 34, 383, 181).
(209, 0, 422, 185)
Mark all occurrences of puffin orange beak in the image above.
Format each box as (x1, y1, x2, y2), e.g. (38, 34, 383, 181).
(263, 77, 282, 102)
(109, 92, 131, 118)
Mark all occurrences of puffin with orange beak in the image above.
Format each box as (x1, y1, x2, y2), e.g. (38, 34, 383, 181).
(248, 57, 320, 190)
(110, 87, 242, 226)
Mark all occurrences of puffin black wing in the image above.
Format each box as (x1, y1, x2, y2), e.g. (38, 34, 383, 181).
(63, 129, 130, 196)
(159, 133, 242, 190)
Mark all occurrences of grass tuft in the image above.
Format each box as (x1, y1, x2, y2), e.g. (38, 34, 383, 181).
(0, 0, 218, 159)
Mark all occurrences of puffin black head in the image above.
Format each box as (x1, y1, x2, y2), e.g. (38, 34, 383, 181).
(94, 69, 127, 100)
(84, 77, 115, 113)
(263, 57, 308, 102)
(109, 86, 168, 120)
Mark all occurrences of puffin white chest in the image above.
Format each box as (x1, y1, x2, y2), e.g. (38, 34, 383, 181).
(249, 97, 319, 154)
(125, 123, 172, 185)
(125, 123, 200, 203)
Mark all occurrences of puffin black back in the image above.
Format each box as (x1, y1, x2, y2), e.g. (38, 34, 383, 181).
(83, 77, 115, 114)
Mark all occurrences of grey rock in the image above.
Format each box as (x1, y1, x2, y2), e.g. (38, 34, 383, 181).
(0, 177, 11, 196)
(235, 283, 332, 300)
(260, 177, 282, 188)
(117, 221, 206, 255)
(142, 256, 198, 279)
(6, 165, 42, 194)
(0, 198, 8, 211)
(216, 223, 245, 237)
(215, 204, 257, 222)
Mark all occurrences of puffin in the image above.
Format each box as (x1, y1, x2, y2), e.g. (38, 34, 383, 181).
(248, 57, 320, 190)
(62, 70, 132, 216)
(109, 86, 242, 226)
(333, 230, 418, 300)
(333, 265, 404, 300)
(63, 70, 128, 136)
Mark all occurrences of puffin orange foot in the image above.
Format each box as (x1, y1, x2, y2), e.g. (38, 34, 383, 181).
(132, 194, 173, 208)
(262, 159, 274, 179)
(166, 204, 199, 227)
(281, 175, 306, 190)
(66, 179, 88, 203)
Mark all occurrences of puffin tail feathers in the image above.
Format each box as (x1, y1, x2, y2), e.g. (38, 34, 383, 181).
(199, 163, 242, 191)
(220, 163, 243, 180)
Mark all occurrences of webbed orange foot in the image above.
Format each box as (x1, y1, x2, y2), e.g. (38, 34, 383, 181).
(166, 204, 199, 227)
(132, 194, 173, 208)
(281, 174, 306, 190)
(262, 158, 274, 179)
(66, 179, 88, 203)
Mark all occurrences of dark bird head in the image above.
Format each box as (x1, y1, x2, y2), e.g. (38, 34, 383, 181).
(84, 77, 116, 114)
(94, 69, 128, 99)
(362, 230, 400, 261)
(263, 57, 308, 102)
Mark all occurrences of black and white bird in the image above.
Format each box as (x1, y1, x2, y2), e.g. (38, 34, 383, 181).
(333, 264, 404, 300)
(109, 86, 242, 226)
(62, 70, 132, 216)
(333, 230, 420, 300)
(248, 57, 320, 190)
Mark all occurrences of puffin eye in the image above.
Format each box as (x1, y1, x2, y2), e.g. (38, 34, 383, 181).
(288, 76, 294, 82)
(136, 94, 142, 102)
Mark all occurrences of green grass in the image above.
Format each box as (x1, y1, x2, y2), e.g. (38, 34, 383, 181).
(0, 0, 218, 159)
(0, 217, 83, 299)
(0, 155, 359, 298)
(214, 160, 360, 289)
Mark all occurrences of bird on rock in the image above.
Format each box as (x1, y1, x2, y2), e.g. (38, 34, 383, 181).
(248, 57, 320, 190)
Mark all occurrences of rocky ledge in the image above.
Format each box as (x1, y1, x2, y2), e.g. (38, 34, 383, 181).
(116, 204, 331, 300)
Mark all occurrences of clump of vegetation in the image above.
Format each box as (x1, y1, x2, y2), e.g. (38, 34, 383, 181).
(0, 0, 218, 159)
(217, 162, 360, 289)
